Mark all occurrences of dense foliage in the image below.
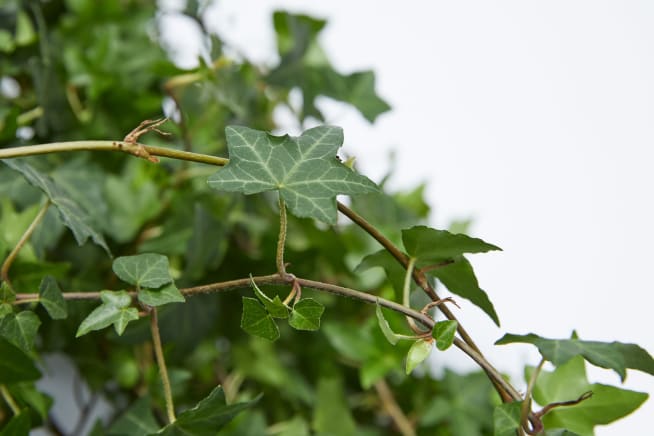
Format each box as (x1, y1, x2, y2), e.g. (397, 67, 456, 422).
(1, 1, 652, 435)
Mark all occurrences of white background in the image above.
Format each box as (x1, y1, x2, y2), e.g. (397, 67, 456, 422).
(162, 1, 654, 434)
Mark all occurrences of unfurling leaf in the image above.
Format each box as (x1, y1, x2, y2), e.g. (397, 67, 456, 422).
(208, 126, 378, 223)
(39, 275, 68, 319)
(250, 276, 288, 319)
(289, 298, 324, 331)
(76, 291, 139, 337)
(432, 320, 457, 351)
(112, 253, 173, 289)
(406, 338, 433, 374)
(241, 297, 280, 341)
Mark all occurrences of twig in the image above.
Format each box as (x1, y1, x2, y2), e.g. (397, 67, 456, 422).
(150, 308, 176, 423)
(276, 197, 288, 276)
(374, 379, 416, 436)
(535, 391, 593, 419)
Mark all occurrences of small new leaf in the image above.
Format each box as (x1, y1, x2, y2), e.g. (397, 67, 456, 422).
(241, 297, 280, 341)
(207, 126, 378, 224)
(375, 301, 399, 345)
(113, 253, 173, 289)
(432, 320, 457, 351)
(406, 338, 433, 374)
(289, 298, 324, 331)
(138, 282, 185, 307)
(39, 275, 68, 319)
(76, 291, 139, 337)
(250, 276, 288, 319)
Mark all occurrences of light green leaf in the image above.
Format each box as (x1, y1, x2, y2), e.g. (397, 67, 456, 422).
(250, 276, 288, 319)
(288, 298, 324, 331)
(496, 332, 654, 381)
(527, 356, 648, 435)
(0, 303, 12, 318)
(39, 275, 68, 319)
(0, 337, 40, 383)
(138, 282, 185, 307)
(3, 159, 110, 254)
(76, 291, 139, 337)
(108, 397, 159, 436)
(0, 410, 31, 436)
(493, 401, 522, 436)
(0, 311, 41, 353)
(113, 253, 173, 289)
(432, 320, 457, 351)
(207, 125, 378, 223)
(375, 301, 399, 345)
(402, 225, 501, 266)
(241, 297, 280, 341)
(406, 338, 433, 374)
(155, 386, 261, 436)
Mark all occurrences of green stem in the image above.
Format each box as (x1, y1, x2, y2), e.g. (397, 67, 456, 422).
(0, 385, 20, 415)
(0, 141, 228, 166)
(1, 200, 50, 289)
(150, 308, 176, 424)
(276, 197, 288, 275)
(521, 358, 546, 434)
(403, 258, 425, 334)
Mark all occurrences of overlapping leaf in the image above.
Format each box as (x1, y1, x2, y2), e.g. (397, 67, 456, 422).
(112, 254, 184, 307)
(208, 125, 378, 223)
(241, 297, 280, 341)
(39, 275, 67, 319)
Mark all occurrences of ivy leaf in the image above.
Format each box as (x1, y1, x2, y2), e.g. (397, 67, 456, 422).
(76, 291, 139, 337)
(0, 311, 41, 353)
(406, 338, 433, 374)
(0, 303, 12, 319)
(289, 298, 324, 331)
(375, 301, 400, 345)
(137, 282, 185, 307)
(108, 396, 159, 435)
(207, 125, 378, 224)
(492, 402, 522, 436)
(402, 226, 501, 265)
(526, 356, 648, 435)
(3, 159, 110, 254)
(250, 276, 288, 319)
(432, 320, 457, 351)
(0, 337, 40, 383)
(113, 253, 173, 289)
(155, 386, 261, 436)
(496, 333, 654, 381)
(39, 275, 68, 320)
(241, 297, 280, 341)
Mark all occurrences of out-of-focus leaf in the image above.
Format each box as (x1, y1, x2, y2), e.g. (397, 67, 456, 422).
(241, 297, 280, 341)
(289, 298, 324, 331)
(113, 253, 173, 289)
(0, 310, 41, 353)
(0, 336, 40, 383)
(39, 275, 68, 319)
(8, 383, 53, 420)
(0, 410, 31, 436)
(76, 291, 139, 337)
(355, 249, 405, 298)
(432, 320, 457, 351)
(108, 396, 159, 436)
(313, 377, 357, 436)
(493, 402, 522, 436)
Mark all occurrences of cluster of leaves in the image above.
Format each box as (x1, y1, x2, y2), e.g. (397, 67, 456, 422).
(1, 1, 652, 435)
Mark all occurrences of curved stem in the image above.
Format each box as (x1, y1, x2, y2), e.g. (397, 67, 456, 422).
(276, 197, 288, 275)
(150, 308, 176, 424)
(522, 358, 546, 434)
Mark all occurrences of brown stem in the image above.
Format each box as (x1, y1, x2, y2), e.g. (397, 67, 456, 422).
(374, 379, 416, 436)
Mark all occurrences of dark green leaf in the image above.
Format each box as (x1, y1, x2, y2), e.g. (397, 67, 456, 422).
(39, 275, 68, 319)
(432, 320, 457, 351)
(0, 337, 40, 383)
(406, 338, 433, 374)
(3, 159, 110, 254)
(0, 310, 41, 353)
(76, 291, 139, 337)
(108, 397, 159, 436)
(138, 282, 185, 307)
(207, 126, 378, 223)
(241, 297, 280, 341)
(496, 333, 654, 381)
(250, 277, 288, 319)
(402, 225, 501, 265)
(113, 253, 173, 289)
(288, 298, 324, 331)
(430, 257, 500, 326)
(0, 411, 31, 436)
(493, 402, 522, 436)
(155, 386, 261, 436)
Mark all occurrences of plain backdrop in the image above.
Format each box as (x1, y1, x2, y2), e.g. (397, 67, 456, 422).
(161, 1, 654, 434)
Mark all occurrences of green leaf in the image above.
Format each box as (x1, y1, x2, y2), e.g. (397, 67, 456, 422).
(108, 397, 159, 436)
(241, 297, 280, 341)
(493, 402, 522, 436)
(8, 383, 53, 420)
(1, 280, 16, 303)
(38, 275, 68, 319)
(432, 320, 457, 351)
(288, 298, 324, 331)
(402, 225, 501, 266)
(430, 257, 500, 326)
(313, 377, 358, 436)
(76, 291, 139, 337)
(526, 356, 648, 435)
(155, 386, 261, 436)
(496, 332, 654, 381)
(3, 159, 110, 254)
(375, 301, 399, 345)
(207, 126, 378, 223)
(0, 337, 40, 383)
(0, 303, 12, 318)
(250, 276, 288, 319)
(0, 411, 31, 436)
(113, 253, 173, 289)
(0, 311, 41, 353)
(138, 282, 185, 307)
(406, 338, 433, 374)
